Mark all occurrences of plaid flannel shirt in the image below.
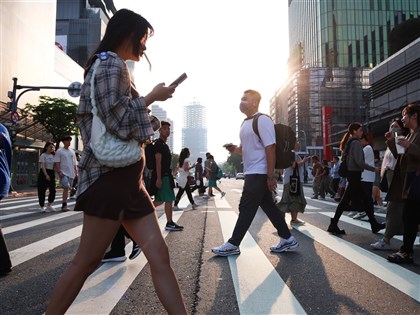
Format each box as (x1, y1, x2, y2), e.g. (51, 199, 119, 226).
(76, 52, 154, 196)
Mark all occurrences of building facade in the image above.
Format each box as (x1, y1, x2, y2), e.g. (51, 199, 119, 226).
(273, 0, 420, 160)
(151, 104, 174, 152)
(181, 99, 207, 161)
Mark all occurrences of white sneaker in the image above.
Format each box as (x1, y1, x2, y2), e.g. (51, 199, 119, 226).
(46, 205, 54, 212)
(370, 239, 391, 250)
(173, 205, 182, 211)
(40, 207, 46, 212)
(211, 242, 240, 256)
(270, 236, 299, 253)
(353, 212, 367, 220)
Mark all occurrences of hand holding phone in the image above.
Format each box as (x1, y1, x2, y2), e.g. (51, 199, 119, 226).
(170, 73, 187, 87)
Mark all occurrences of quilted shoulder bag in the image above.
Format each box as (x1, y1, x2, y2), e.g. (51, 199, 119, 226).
(89, 52, 141, 168)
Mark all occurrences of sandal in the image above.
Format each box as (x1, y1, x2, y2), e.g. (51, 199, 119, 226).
(387, 251, 413, 264)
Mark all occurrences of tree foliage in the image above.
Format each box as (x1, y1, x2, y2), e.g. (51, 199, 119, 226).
(24, 96, 79, 148)
(227, 152, 243, 173)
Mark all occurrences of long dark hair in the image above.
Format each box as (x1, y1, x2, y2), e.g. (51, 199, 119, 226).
(84, 9, 153, 77)
(41, 141, 55, 155)
(178, 148, 190, 167)
(339, 122, 362, 151)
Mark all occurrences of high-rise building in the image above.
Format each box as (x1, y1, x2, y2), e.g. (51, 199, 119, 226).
(182, 99, 207, 161)
(150, 104, 174, 152)
(273, 0, 420, 159)
(55, 0, 117, 67)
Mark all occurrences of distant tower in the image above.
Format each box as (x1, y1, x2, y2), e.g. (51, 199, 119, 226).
(151, 104, 174, 152)
(182, 99, 207, 161)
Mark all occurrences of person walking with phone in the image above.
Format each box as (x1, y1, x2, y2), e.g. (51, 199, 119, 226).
(37, 141, 56, 212)
(46, 9, 187, 314)
(212, 89, 298, 256)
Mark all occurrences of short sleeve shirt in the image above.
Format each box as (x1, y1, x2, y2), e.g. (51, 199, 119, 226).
(39, 153, 55, 170)
(154, 139, 172, 176)
(55, 148, 77, 178)
(240, 113, 276, 175)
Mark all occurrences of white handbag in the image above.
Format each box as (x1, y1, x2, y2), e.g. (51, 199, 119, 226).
(89, 56, 141, 168)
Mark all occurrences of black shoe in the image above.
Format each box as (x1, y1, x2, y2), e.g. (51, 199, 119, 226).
(129, 245, 141, 260)
(327, 219, 345, 235)
(102, 251, 126, 263)
(371, 223, 386, 234)
(387, 251, 413, 264)
(165, 221, 184, 231)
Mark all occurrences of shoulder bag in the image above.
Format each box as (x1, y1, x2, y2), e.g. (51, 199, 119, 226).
(89, 52, 142, 168)
(289, 166, 300, 196)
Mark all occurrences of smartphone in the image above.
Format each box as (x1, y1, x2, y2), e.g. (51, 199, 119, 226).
(170, 73, 187, 87)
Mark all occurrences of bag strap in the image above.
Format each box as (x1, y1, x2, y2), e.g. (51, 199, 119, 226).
(90, 52, 111, 115)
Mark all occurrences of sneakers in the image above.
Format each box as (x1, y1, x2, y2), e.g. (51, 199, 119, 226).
(102, 252, 127, 263)
(61, 203, 70, 212)
(290, 219, 305, 226)
(270, 236, 299, 253)
(370, 239, 391, 250)
(129, 244, 141, 260)
(347, 211, 357, 217)
(202, 195, 210, 199)
(173, 205, 182, 211)
(212, 242, 240, 256)
(46, 205, 55, 212)
(165, 221, 184, 231)
(40, 206, 46, 212)
(221, 191, 226, 198)
(191, 204, 198, 210)
(353, 212, 367, 220)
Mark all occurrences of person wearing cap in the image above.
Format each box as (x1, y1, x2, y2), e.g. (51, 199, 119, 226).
(54, 136, 78, 211)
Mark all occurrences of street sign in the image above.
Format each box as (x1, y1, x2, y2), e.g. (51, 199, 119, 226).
(11, 111, 19, 124)
(68, 81, 82, 97)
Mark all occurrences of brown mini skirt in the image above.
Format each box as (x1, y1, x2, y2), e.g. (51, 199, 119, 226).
(74, 158, 155, 220)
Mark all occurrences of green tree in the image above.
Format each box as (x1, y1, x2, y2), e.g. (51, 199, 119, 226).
(227, 152, 243, 173)
(24, 96, 79, 148)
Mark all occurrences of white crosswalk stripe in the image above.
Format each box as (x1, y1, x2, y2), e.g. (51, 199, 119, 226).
(1, 191, 419, 314)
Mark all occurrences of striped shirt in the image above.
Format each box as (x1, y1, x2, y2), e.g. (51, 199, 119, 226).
(76, 51, 154, 196)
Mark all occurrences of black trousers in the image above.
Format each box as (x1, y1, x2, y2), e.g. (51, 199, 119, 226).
(37, 169, 56, 207)
(108, 226, 136, 256)
(175, 184, 194, 206)
(228, 174, 291, 246)
(333, 171, 379, 227)
(401, 199, 420, 254)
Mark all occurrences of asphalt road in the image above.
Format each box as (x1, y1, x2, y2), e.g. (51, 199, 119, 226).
(0, 179, 419, 315)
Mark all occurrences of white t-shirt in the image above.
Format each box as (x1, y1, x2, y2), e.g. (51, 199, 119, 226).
(361, 145, 375, 183)
(39, 153, 55, 170)
(381, 148, 397, 176)
(55, 147, 77, 178)
(177, 158, 191, 188)
(240, 113, 276, 175)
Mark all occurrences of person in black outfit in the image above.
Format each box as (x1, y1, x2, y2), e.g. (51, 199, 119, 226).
(37, 141, 56, 211)
(327, 123, 385, 235)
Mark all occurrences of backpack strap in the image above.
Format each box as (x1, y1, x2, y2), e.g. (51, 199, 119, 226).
(241, 113, 269, 142)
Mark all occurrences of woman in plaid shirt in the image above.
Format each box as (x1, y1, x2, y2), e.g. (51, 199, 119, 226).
(47, 9, 187, 314)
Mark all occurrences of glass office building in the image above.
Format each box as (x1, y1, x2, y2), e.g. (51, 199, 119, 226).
(273, 0, 420, 158)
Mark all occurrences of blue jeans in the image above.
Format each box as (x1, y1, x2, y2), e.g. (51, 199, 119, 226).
(228, 174, 291, 246)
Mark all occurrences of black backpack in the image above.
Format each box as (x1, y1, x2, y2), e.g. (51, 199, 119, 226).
(338, 138, 357, 178)
(251, 113, 296, 170)
(145, 139, 158, 170)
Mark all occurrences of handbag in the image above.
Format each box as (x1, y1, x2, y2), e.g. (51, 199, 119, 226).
(89, 54, 142, 168)
(404, 170, 420, 200)
(379, 169, 388, 193)
(289, 166, 300, 196)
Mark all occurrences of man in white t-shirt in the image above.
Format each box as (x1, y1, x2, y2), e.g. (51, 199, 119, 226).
(54, 136, 77, 211)
(212, 89, 298, 256)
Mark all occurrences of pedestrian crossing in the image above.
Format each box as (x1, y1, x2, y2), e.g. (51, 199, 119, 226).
(1, 190, 419, 314)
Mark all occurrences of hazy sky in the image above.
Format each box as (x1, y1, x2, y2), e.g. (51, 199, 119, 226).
(114, 0, 290, 162)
